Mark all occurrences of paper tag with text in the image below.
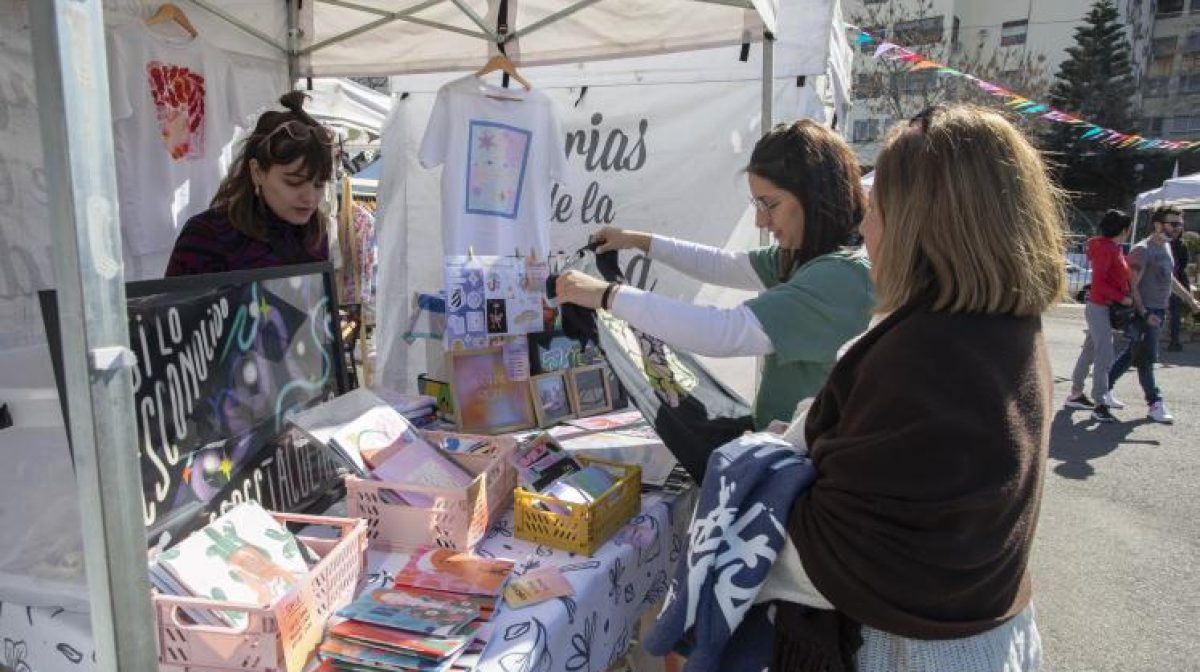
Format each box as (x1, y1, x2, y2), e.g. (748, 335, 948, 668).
(503, 566, 574, 608)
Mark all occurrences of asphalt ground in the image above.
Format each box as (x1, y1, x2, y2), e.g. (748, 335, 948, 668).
(1034, 305, 1199, 671)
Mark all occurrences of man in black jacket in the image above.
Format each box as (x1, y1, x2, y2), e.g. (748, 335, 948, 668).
(1165, 208, 1192, 352)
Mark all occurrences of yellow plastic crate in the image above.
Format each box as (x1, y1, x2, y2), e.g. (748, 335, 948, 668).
(513, 457, 642, 556)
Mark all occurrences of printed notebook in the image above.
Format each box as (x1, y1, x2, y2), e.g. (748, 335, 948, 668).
(319, 638, 465, 672)
(329, 619, 477, 661)
(154, 501, 312, 627)
(336, 587, 479, 637)
(392, 547, 515, 597)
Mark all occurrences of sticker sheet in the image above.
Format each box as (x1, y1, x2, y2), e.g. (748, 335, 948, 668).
(443, 255, 549, 348)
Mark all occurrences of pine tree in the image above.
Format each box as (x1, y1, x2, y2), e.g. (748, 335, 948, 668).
(1049, 0, 1136, 130)
(1043, 0, 1140, 216)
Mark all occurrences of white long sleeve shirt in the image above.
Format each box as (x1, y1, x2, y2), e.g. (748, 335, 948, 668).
(608, 235, 775, 356)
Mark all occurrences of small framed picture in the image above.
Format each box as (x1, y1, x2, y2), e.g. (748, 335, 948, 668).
(529, 372, 576, 428)
(447, 346, 536, 434)
(567, 364, 613, 418)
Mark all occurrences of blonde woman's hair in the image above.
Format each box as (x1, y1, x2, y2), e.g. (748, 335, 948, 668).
(871, 105, 1066, 316)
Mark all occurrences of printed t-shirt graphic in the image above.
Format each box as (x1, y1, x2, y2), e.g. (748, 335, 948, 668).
(466, 121, 531, 218)
(419, 75, 567, 257)
(146, 62, 206, 161)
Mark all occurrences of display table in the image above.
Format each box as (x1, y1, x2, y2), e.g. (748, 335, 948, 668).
(0, 486, 693, 672)
(361, 489, 694, 672)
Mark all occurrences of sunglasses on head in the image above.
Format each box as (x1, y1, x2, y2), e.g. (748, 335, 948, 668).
(257, 119, 335, 158)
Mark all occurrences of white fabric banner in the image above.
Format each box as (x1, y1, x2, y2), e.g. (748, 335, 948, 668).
(375, 67, 828, 401)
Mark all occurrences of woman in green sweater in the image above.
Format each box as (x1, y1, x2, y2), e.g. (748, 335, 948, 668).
(555, 120, 874, 428)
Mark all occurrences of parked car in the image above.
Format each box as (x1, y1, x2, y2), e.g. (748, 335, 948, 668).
(1066, 260, 1091, 303)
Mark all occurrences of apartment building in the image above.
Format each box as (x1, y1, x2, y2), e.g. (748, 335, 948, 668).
(843, 0, 1116, 165)
(1138, 0, 1200, 142)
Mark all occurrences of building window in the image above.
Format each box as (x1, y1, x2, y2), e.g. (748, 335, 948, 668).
(893, 69, 936, 93)
(852, 119, 881, 143)
(1001, 20, 1028, 46)
(1145, 76, 1171, 97)
(1185, 31, 1200, 52)
(1144, 117, 1163, 135)
(1184, 73, 1200, 93)
(1157, 0, 1184, 17)
(951, 16, 961, 50)
(1166, 115, 1200, 136)
(864, 0, 887, 4)
(1150, 55, 1174, 77)
(894, 16, 943, 46)
(853, 73, 883, 99)
(1153, 36, 1179, 57)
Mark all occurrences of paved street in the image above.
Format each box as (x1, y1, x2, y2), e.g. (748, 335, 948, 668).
(1035, 306, 1199, 671)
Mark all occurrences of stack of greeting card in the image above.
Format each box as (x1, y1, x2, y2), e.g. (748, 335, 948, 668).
(148, 501, 316, 626)
(318, 547, 514, 671)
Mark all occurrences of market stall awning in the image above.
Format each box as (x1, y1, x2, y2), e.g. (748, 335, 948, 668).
(1135, 171, 1200, 210)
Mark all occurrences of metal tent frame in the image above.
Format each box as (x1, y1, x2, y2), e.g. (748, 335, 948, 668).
(27, 1, 806, 670)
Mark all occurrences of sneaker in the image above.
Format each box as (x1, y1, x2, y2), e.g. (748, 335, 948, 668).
(1102, 392, 1126, 410)
(1091, 405, 1119, 423)
(1064, 394, 1095, 410)
(1147, 401, 1174, 424)
(1166, 342, 1183, 352)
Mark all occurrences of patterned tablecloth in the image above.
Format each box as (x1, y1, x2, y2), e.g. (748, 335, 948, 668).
(363, 489, 695, 672)
(0, 488, 693, 672)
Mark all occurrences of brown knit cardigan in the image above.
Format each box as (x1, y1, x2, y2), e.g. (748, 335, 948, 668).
(773, 298, 1052, 670)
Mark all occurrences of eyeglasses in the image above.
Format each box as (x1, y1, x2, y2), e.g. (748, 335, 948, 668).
(257, 120, 335, 158)
(749, 196, 780, 214)
(1163, 220, 1184, 227)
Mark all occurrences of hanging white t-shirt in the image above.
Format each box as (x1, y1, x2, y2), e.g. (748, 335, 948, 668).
(418, 75, 567, 257)
(107, 22, 246, 256)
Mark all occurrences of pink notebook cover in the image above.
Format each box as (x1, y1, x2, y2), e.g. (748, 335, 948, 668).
(371, 436, 474, 506)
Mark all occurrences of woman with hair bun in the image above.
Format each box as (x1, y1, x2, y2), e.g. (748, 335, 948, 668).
(165, 91, 335, 276)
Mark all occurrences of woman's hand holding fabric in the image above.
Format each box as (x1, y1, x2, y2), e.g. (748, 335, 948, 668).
(591, 226, 652, 254)
(556, 270, 609, 309)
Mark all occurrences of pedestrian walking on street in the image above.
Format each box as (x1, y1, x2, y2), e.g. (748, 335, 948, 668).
(1164, 207, 1193, 352)
(1107, 207, 1200, 424)
(1066, 210, 1134, 423)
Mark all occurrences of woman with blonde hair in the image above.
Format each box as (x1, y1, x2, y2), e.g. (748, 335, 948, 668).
(773, 106, 1063, 671)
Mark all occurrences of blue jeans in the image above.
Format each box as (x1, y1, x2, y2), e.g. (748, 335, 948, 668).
(1109, 308, 1165, 404)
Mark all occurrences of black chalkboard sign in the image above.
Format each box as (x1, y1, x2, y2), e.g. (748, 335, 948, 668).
(40, 262, 347, 545)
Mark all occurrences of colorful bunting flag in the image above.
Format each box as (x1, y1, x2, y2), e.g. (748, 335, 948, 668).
(853, 29, 1198, 152)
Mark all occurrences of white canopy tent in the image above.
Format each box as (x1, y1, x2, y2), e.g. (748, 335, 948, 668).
(6, 2, 847, 669)
(1134, 171, 1200, 210)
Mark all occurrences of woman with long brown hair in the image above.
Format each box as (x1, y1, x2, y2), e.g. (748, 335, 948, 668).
(555, 120, 875, 429)
(774, 105, 1064, 671)
(165, 91, 334, 276)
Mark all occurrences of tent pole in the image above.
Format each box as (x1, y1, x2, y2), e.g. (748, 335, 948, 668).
(288, 0, 301, 84)
(760, 32, 774, 248)
(28, 2, 157, 671)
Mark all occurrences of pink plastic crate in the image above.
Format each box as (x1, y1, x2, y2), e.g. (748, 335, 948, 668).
(344, 431, 517, 552)
(154, 512, 367, 672)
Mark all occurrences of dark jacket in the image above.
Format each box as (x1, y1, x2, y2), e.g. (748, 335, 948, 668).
(774, 299, 1051, 668)
(165, 206, 327, 277)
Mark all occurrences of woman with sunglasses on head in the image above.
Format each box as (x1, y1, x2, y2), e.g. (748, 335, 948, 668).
(165, 91, 333, 276)
(555, 120, 874, 430)
(771, 106, 1062, 671)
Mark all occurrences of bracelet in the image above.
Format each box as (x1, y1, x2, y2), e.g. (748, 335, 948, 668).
(601, 282, 621, 310)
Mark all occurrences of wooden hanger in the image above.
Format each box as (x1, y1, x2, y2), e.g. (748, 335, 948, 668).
(145, 3, 198, 38)
(475, 54, 531, 100)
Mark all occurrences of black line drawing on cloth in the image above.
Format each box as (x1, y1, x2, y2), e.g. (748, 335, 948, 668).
(498, 617, 553, 672)
(487, 518, 514, 540)
(4, 638, 32, 672)
(559, 560, 602, 574)
(558, 595, 578, 625)
(670, 532, 682, 563)
(607, 558, 626, 605)
(605, 622, 631, 671)
(643, 570, 669, 607)
(565, 611, 597, 672)
(633, 514, 662, 567)
(56, 642, 83, 664)
(536, 544, 554, 557)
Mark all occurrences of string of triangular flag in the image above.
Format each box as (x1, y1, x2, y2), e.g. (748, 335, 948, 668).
(854, 30, 1200, 153)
